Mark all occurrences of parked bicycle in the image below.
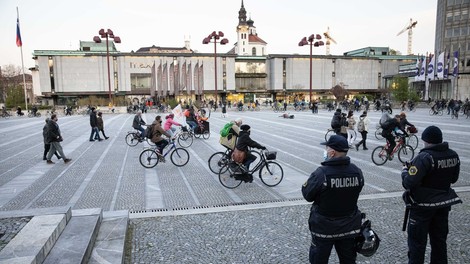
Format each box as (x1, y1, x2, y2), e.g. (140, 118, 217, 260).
(139, 139, 190, 168)
(218, 149, 283, 189)
(371, 134, 414, 166)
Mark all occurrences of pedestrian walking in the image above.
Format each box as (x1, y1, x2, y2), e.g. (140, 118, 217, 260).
(45, 114, 71, 164)
(346, 110, 356, 147)
(221, 102, 227, 118)
(43, 118, 61, 160)
(302, 135, 364, 263)
(89, 107, 102, 142)
(96, 112, 109, 139)
(355, 111, 370, 151)
(402, 125, 461, 264)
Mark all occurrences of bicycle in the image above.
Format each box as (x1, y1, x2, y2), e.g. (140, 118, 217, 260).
(173, 126, 193, 148)
(139, 139, 190, 168)
(27, 110, 41, 118)
(218, 149, 283, 189)
(429, 108, 443, 116)
(208, 148, 233, 174)
(371, 134, 415, 166)
(125, 128, 154, 147)
(324, 128, 356, 143)
(375, 126, 384, 140)
(1, 111, 12, 119)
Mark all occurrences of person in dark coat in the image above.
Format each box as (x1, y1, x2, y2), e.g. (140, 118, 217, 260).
(43, 118, 61, 160)
(330, 109, 342, 135)
(96, 112, 109, 139)
(302, 135, 364, 263)
(402, 126, 461, 264)
(89, 107, 102, 142)
(45, 114, 71, 164)
(234, 124, 266, 182)
(132, 110, 146, 140)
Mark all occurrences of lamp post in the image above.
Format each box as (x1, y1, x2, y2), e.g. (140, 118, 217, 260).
(203, 31, 228, 105)
(93, 29, 121, 106)
(299, 34, 324, 103)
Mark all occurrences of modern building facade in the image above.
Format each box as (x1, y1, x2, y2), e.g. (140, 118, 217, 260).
(30, 1, 418, 106)
(434, 0, 470, 99)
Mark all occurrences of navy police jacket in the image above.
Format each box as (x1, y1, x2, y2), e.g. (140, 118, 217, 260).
(402, 142, 461, 208)
(302, 156, 364, 239)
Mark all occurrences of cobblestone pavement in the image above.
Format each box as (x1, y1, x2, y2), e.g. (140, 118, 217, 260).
(0, 107, 469, 262)
(125, 192, 470, 264)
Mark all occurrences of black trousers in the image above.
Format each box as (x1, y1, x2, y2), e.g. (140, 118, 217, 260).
(407, 207, 450, 264)
(356, 131, 368, 149)
(384, 133, 396, 155)
(309, 235, 356, 264)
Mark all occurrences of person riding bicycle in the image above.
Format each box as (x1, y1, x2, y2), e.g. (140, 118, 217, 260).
(234, 124, 266, 182)
(164, 113, 182, 137)
(150, 115, 172, 161)
(16, 106, 24, 116)
(132, 110, 146, 140)
(32, 105, 38, 117)
(399, 112, 415, 134)
(381, 115, 407, 160)
(184, 106, 198, 132)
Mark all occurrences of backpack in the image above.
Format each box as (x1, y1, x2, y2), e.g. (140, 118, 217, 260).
(381, 118, 395, 131)
(145, 124, 154, 138)
(357, 118, 365, 132)
(220, 122, 233, 137)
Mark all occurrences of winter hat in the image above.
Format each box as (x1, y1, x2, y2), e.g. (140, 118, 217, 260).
(240, 124, 251, 131)
(421, 125, 443, 144)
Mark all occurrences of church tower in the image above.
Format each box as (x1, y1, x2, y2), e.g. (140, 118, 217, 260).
(235, 0, 267, 56)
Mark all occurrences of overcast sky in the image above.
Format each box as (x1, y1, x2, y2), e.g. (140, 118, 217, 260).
(0, 0, 437, 70)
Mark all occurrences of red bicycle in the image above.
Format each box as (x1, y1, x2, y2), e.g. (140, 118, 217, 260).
(371, 134, 414, 166)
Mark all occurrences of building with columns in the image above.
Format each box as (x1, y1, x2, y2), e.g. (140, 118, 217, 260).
(30, 1, 419, 107)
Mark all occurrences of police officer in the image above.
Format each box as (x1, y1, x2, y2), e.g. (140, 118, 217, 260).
(402, 125, 461, 264)
(302, 135, 364, 263)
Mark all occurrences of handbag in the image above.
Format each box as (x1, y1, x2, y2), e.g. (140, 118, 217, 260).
(219, 134, 236, 150)
(231, 148, 246, 163)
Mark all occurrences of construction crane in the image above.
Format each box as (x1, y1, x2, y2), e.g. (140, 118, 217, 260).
(323, 27, 337, 55)
(397, 18, 418, 55)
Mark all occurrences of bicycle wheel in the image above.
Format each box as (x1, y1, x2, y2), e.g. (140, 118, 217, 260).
(407, 134, 419, 150)
(146, 138, 156, 146)
(202, 130, 210, 139)
(259, 161, 284, 187)
(139, 149, 159, 168)
(125, 133, 139, 147)
(398, 145, 415, 163)
(371, 146, 388, 166)
(177, 132, 193, 148)
(208, 151, 230, 174)
(194, 132, 201, 138)
(325, 129, 335, 142)
(438, 110, 443, 116)
(218, 164, 242, 189)
(170, 148, 190, 167)
(375, 128, 384, 140)
(387, 108, 392, 115)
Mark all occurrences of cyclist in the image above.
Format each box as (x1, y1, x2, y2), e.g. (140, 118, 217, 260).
(330, 109, 342, 136)
(150, 115, 172, 161)
(184, 106, 198, 132)
(234, 124, 266, 182)
(381, 115, 407, 160)
(132, 110, 146, 140)
(32, 105, 38, 117)
(16, 106, 24, 116)
(164, 113, 182, 137)
(399, 112, 415, 132)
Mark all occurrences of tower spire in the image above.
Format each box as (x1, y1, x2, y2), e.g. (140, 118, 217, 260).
(238, 0, 247, 25)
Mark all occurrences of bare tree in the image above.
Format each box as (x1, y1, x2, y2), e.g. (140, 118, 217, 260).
(330, 84, 348, 101)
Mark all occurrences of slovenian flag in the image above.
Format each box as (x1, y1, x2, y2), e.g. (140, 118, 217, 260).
(16, 18, 22, 47)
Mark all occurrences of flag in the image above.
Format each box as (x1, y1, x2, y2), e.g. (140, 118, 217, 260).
(180, 61, 186, 91)
(199, 64, 204, 96)
(427, 54, 435, 80)
(444, 52, 450, 78)
(418, 56, 426, 81)
(157, 63, 162, 96)
(16, 18, 22, 47)
(452, 51, 459, 77)
(174, 62, 179, 94)
(169, 62, 174, 95)
(193, 62, 199, 95)
(186, 62, 192, 95)
(437, 52, 445, 79)
(162, 63, 168, 96)
(414, 57, 420, 81)
(150, 61, 156, 97)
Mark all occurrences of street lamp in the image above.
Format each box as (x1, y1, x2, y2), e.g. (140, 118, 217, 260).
(299, 34, 324, 103)
(94, 29, 121, 106)
(203, 31, 228, 104)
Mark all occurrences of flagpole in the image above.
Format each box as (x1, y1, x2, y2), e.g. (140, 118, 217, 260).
(17, 7, 28, 112)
